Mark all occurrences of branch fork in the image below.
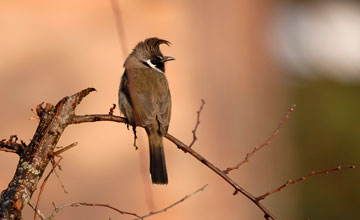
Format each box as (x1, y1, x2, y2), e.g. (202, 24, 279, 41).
(0, 89, 355, 220)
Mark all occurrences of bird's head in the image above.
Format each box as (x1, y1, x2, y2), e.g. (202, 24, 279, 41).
(125, 37, 175, 73)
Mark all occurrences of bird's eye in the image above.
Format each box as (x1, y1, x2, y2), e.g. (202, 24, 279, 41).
(150, 56, 161, 65)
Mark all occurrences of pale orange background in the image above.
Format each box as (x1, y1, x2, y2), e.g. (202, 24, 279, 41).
(0, 1, 296, 219)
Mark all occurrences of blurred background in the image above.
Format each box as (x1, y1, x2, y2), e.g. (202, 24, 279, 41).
(0, 0, 359, 219)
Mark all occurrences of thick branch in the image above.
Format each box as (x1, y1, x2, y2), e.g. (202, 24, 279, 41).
(0, 88, 95, 220)
(2, 88, 353, 220)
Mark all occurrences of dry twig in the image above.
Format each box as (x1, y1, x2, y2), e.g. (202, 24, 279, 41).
(43, 143, 78, 195)
(53, 142, 78, 157)
(28, 201, 45, 220)
(72, 114, 276, 219)
(257, 165, 355, 201)
(0, 147, 17, 154)
(48, 202, 140, 220)
(0, 135, 25, 155)
(1, 89, 354, 220)
(34, 158, 63, 220)
(52, 166, 68, 194)
(0, 88, 96, 220)
(134, 184, 208, 220)
(189, 99, 205, 148)
(224, 104, 296, 174)
(109, 104, 117, 115)
(33, 185, 207, 220)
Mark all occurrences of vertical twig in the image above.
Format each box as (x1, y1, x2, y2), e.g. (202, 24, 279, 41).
(224, 104, 296, 174)
(110, 0, 129, 57)
(189, 99, 205, 148)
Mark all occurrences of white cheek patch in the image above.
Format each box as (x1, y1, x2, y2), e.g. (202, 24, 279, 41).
(145, 59, 164, 74)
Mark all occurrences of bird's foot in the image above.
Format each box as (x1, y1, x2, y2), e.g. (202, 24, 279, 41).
(132, 126, 139, 150)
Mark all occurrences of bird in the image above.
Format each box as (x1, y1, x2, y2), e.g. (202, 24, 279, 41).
(118, 37, 174, 184)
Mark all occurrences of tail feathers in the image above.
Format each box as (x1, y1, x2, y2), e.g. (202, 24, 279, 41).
(149, 136, 168, 184)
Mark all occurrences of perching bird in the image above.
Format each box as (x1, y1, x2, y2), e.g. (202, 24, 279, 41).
(118, 37, 174, 184)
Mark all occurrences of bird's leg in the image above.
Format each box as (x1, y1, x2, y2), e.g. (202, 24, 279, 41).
(132, 125, 139, 150)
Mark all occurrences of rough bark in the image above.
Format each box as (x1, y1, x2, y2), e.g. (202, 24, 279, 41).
(0, 88, 95, 220)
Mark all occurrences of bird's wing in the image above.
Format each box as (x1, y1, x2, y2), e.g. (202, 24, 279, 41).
(128, 68, 171, 131)
(118, 71, 134, 122)
(157, 88, 171, 135)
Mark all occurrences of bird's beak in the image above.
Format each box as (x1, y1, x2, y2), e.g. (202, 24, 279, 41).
(162, 56, 175, 62)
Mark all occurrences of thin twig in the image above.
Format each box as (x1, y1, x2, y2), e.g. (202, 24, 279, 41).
(9, 135, 18, 142)
(110, 0, 128, 57)
(257, 165, 356, 201)
(189, 99, 205, 148)
(71, 114, 277, 219)
(29, 108, 40, 120)
(109, 104, 117, 115)
(224, 104, 296, 174)
(0, 88, 96, 219)
(0, 148, 17, 153)
(0, 135, 25, 155)
(53, 167, 68, 194)
(165, 133, 276, 220)
(34, 158, 63, 220)
(50, 142, 78, 194)
(134, 184, 208, 220)
(48, 202, 140, 219)
(28, 201, 46, 220)
(53, 142, 78, 156)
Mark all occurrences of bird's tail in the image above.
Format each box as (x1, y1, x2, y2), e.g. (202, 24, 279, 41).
(146, 126, 168, 184)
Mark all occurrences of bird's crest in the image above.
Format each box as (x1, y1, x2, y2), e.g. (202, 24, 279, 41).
(133, 37, 171, 57)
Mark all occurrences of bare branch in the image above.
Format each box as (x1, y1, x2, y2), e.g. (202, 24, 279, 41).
(224, 104, 296, 174)
(2, 88, 354, 220)
(71, 114, 126, 124)
(257, 165, 356, 201)
(53, 166, 68, 194)
(53, 142, 78, 157)
(0, 135, 25, 155)
(0, 88, 96, 219)
(41, 186, 207, 220)
(48, 202, 140, 220)
(70, 113, 277, 219)
(50, 143, 78, 194)
(0, 148, 17, 154)
(34, 158, 63, 220)
(134, 184, 208, 220)
(27, 201, 46, 220)
(164, 133, 276, 220)
(189, 99, 205, 148)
